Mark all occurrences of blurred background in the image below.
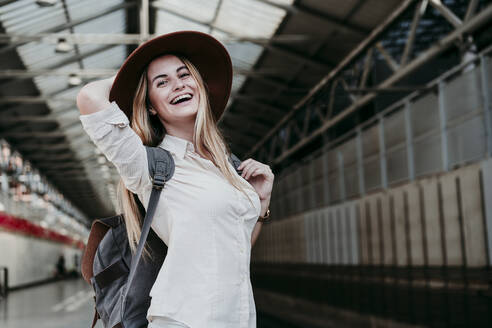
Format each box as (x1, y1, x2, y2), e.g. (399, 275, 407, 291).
(1, 0, 492, 327)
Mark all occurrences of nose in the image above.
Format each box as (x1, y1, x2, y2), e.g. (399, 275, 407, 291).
(173, 79, 185, 91)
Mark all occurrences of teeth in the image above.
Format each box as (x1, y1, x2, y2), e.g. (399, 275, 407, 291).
(171, 94, 192, 104)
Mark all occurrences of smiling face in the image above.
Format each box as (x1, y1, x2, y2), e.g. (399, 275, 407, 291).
(146, 54, 200, 126)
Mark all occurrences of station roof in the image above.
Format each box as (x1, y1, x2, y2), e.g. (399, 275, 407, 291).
(0, 0, 402, 220)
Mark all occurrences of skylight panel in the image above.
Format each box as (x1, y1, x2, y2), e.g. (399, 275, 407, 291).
(0, 1, 41, 21)
(153, 0, 220, 24)
(225, 41, 263, 70)
(73, 9, 126, 33)
(74, 10, 126, 57)
(155, 9, 209, 34)
(4, 5, 65, 35)
(66, 0, 124, 21)
(82, 46, 126, 69)
(0, 0, 33, 16)
(33, 63, 79, 95)
(214, 0, 286, 38)
(16, 29, 75, 69)
(263, 0, 295, 5)
(231, 74, 246, 94)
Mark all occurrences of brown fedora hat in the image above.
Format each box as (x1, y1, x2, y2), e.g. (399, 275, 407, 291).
(109, 31, 232, 121)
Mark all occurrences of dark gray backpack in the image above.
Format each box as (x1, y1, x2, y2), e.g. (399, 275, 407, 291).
(81, 146, 243, 328)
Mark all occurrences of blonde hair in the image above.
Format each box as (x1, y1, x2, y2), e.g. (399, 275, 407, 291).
(117, 55, 255, 254)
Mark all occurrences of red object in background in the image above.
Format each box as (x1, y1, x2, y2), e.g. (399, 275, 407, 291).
(0, 212, 85, 249)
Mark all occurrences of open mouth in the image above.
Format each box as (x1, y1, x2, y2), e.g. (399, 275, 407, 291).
(170, 93, 193, 105)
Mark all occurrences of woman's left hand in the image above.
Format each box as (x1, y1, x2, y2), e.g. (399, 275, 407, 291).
(237, 158, 274, 200)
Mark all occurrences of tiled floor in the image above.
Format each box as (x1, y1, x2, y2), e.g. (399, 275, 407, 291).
(0, 278, 301, 328)
(0, 278, 102, 328)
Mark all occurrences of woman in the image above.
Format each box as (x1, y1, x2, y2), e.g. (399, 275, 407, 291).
(77, 31, 274, 328)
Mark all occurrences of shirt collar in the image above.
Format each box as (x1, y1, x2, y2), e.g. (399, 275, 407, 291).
(158, 134, 195, 159)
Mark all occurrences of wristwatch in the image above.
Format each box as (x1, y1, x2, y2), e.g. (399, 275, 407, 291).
(258, 208, 271, 223)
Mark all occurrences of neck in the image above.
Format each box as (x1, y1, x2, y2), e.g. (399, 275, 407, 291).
(162, 120, 195, 144)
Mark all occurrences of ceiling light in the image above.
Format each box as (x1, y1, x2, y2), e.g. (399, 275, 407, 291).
(68, 73, 82, 86)
(36, 0, 58, 7)
(55, 37, 73, 53)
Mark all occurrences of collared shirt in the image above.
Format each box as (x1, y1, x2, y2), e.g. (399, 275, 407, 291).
(80, 101, 261, 328)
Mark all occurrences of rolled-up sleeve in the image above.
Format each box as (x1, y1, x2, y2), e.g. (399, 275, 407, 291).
(79, 101, 151, 194)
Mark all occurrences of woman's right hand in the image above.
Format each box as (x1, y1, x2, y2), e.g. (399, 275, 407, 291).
(76, 75, 116, 115)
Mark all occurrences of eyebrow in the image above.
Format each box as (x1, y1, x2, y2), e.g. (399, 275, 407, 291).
(151, 65, 188, 83)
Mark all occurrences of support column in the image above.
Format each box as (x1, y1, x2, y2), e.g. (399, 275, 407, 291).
(356, 127, 365, 195)
(139, 0, 149, 44)
(378, 117, 388, 188)
(480, 54, 492, 157)
(404, 100, 416, 180)
(438, 81, 449, 171)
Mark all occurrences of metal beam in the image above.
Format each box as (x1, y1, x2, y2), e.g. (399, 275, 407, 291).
(245, 0, 416, 157)
(0, 66, 302, 80)
(345, 86, 432, 93)
(0, 113, 78, 124)
(0, 96, 76, 104)
(11, 133, 89, 149)
(151, 1, 332, 70)
(208, 0, 223, 34)
(247, 1, 492, 164)
(222, 111, 272, 130)
(232, 95, 287, 118)
(0, 44, 116, 90)
(359, 47, 373, 88)
(375, 42, 400, 71)
(257, 0, 370, 37)
(0, 68, 116, 78)
(0, 1, 137, 55)
(401, 0, 428, 65)
(464, 0, 479, 22)
(1, 130, 84, 138)
(429, 0, 462, 28)
(223, 115, 271, 136)
(0, 32, 327, 45)
(140, 0, 149, 43)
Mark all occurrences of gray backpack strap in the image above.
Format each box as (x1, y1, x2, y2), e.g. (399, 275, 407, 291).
(120, 147, 239, 320)
(120, 147, 174, 319)
(146, 146, 175, 183)
(228, 152, 242, 175)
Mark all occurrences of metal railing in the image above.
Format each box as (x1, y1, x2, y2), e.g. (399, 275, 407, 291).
(270, 44, 492, 220)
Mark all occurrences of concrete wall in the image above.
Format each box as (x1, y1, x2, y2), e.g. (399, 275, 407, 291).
(0, 230, 82, 288)
(252, 158, 491, 269)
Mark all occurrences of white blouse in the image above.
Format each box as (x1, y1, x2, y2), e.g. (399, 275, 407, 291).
(80, 102, 261, 328)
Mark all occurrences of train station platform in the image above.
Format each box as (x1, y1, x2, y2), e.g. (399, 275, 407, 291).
(1, 0, 492, 327)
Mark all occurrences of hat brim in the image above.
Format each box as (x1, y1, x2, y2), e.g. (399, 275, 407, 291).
(109, 31, 232, 122)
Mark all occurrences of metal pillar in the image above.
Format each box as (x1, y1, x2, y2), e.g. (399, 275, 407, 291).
(337, 151, 346, 201)
(404, 100, 416, 180)
(438, 81, 449, 171)
(322, 147, 331, 206)
(378, 117, 388, 188)
(139, 0, 149, 43)
(356, 127, 365, 195)
(480, 54, 492, 157)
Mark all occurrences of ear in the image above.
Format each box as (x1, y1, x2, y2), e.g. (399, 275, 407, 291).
(148, 106, 157, 115)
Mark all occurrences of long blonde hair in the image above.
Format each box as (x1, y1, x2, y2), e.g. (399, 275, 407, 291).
(117, 55, 255, 254)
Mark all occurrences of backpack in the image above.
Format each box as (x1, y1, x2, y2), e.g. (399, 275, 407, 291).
(80, 146, 243, 328)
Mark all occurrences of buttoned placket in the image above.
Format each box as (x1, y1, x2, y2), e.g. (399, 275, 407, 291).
(232, 188, 251, 328)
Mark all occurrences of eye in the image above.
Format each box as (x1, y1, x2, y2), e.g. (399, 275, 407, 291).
(156, 80, 168, 87)
(179, 72, 190, 78)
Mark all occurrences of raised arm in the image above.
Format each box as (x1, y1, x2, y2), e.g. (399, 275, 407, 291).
(76, 76, 115, 115)
(76, 76, 151, 195)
